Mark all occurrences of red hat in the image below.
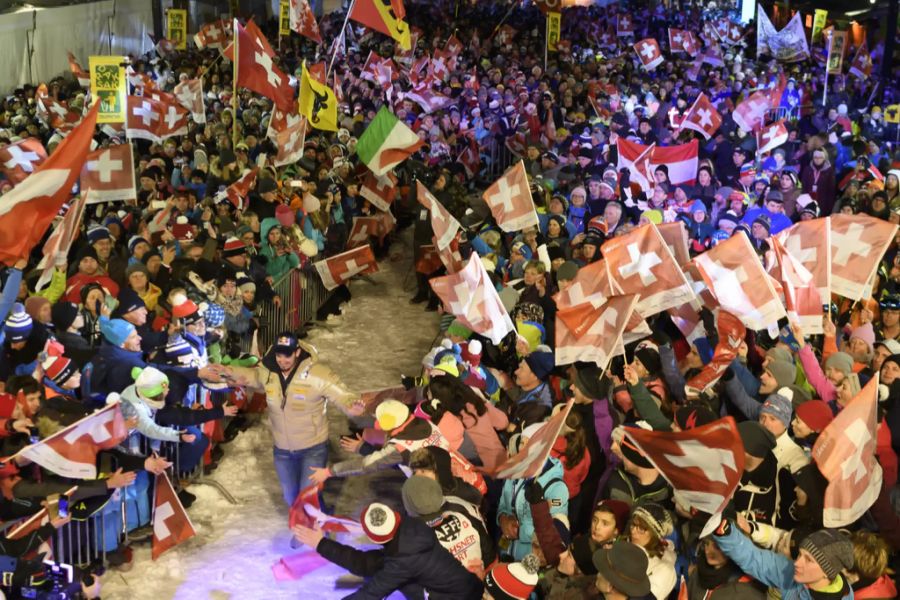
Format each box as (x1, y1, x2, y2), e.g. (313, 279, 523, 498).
(42, 354, 77, 386)
(795, 400, 834, 433)
(222, 236, 246, 258)
(594, 499, 631, 535)
(170, 292, 199, 319)
(360, 503, 400, 544)
(484, 555, 540, 600)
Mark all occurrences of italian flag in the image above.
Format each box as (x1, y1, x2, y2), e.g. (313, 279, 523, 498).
(357, 107, 424, 176)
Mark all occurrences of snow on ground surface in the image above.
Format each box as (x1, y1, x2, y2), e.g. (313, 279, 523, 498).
(101, 236, 440, 599)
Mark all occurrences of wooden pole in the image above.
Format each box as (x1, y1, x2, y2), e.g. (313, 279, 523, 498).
(327, 0, 357, 79)
(232, 18, 239, 148)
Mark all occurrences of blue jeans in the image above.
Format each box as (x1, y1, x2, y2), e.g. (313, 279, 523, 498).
(273, 442, 328, 506)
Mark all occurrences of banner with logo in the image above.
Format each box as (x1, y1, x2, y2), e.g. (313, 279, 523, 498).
(88, 56, 126, 124)
(167, 9, 187, 50)
(811, 9, 827, 44)
(279, 0, 290, 36)
(547, 11, 561, 52)
(826, 30, 848, 75)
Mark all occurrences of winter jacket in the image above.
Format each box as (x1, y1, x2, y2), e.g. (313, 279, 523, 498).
(797, 345, 837, 406)
(458, 401, 508, 472)
(259, 217, 300, 280)
(90, 341, 199, 396)
(118, 384, 182, 454)
(646, 544, 678, 600)
(330, 517, 484, 600)
(853, 575, 897, 600)
(30, 268, 65, 304)
(715, 525, 853, 600)
(603, 467, 672, 508)
(800, 159, 837, 215)
(424, 500, 495, 578)
(686, 568, 765, 600)
(230, 341, 356, 452)
(498, 456, 569, 560)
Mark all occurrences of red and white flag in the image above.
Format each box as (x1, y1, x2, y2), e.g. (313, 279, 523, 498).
(616, 138, 655, 192)
(417, 181, 461, 251)
(657, 222, 692, 267)
(194, 19, 229, 49)
(7, 484, 78, 539)
(289, 483, 359, 534)
(290, 0, 322, 43)
(597, 26, 617, 49)
(0, 103, 98, 266)
(756, 119, 789, 155)
(314, 245, 379, 291)
(404, 86, 453, 115)
(0, 138, 47, 186)
(436, 232, 466, 274)
(233, 19, 294, 112)
(733, 91, 771, 132)
(430, 254, 515, 345)
(777, 219, 831, 303)
(719, 20, 745, 45)
(81, 144, 136, 203)
(685, 311, 745, 393)
(649, 140, 699, 186)
(266, 106, 304, 141)
(35, 190, 88, 291)
(849, 40, 873, 79)
(668, 28, 690, 53)
(812, 375, 883, 527)
(346, 216, 380, 249)
(634, 38, 664, 70)
(152, 471, 196, 560)
(830, 215, 897, 300)
(603, 224, 695, 317)
(616, 13, 634, 36)
(458, 141, 481, 179)
(36, 97, 81, 131)
(556, 294, 639, 367)
(770, 235, 823, 333)
(360, 171, 397, 212)
(682, 31, 700, 56)
(491, 400, 574, 479)
(497, 24, 517, 45)
(67, 51, 90, 88)
(126, 95, 189, 143)
(16, 401, 126, 479)
(698, 42, 726, 67)
(679, 93, 722, 140)
(274, 116, 307, 168)
(624, 417, 745, 537)
(693, 233, 786, 330)
(215, 167, 259, 210)
(173, 78, 206, 124)
(482, 161, 538, 232)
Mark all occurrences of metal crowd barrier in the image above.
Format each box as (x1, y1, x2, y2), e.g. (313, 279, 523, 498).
(254, 268, 331, 352)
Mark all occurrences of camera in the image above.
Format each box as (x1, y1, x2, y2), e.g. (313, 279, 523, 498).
(20, 560, 81, 600)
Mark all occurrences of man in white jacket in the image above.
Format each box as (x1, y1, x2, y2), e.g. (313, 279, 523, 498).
(758, 389, 809, 474)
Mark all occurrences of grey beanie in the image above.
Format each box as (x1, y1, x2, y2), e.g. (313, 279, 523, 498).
(401, 475, 444, 518)
(799, 529, 854, 580)
(824, 352, 854, 377)
(766, 360, 796, 389)
(766, 346, 792, 365)
(760, 391, 793, 429)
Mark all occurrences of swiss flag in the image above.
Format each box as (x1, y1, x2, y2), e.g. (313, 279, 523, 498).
(152, 471, 196, 560)
(693, 233, 786, 330)
(436, 232, 465, 274)
(126, 65, 157, 92)
(215, 167, 259, 210)
(81, 144, 136, 202)
(346, 216, 380, 249)
(314, 245, 378, 291)
(597, 26, 617, 49)
(849, 40, 873, 79)
(233, 19, 294, 112)
(0, 138, 47, 186)
(633, 38, 664, 70)
(756, 120, 789, 155)
(36, 97, 81, 131)
(616, 13, 634, 37)
(830, 215, 898, 300)
(685, 311, 745, 394)
(193, 19, 228, 49)
(624, 417, 745, 537)
(274, 116, 307, 168)
(173, 78, 206, 124)
(458, 141, 481, 179)
(416, 244, 443, 275)
(482, 161, 538, 232)
(720, 20, 744, 45)
(404, 86, 453, 115)
(16, 400, 127, 479)
(776, 218, 831, 304)
(360, 171, 397, 212)
(733, 91, 771, 133)
(0, 102, 97, 266)
(679, 93, 722, 140)
(681, 31, 700, 56)
(67, 51, 90, 88)
(417, 181, 461, 252)
(555, 294, 639, 367)
(34, 189, 88, 291)
(126, 95, 189, 143)
(445, 34, 463, 57)
(491, 400, 574, 480)
(812, 375, 883, 527)
(289, 483, 359, 534)
(497, 24, 517, 45)
(668, 28, 689, 53)
(769, 235, 823, 333)
(602, 224, 695, 317)
(290, 0, 322, 43)
(430, 254, 515, 345)
(266, 106, 304, 141)
(657, 222, 691, 267)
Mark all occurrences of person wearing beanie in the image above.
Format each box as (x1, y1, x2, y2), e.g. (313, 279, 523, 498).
(619, 344, 671, 428)
(604, 430, 671, 507)
(735, 421, 792, 526)
(293, 501, 484, 600)
(401, 475, 495, 577)
(23, 296, 51, 326)
(759, 389, 810, 473)
(846, 322, 875, 367)
(794, 320, 853, 410)
(484, 555, 540, 599)
(40, 354, 81, 393)
(723, 355, 795, 433)
(512, 350, 555, 431)
(793, 400, 834, 443)
(125, 262, 162, 312)
(627, 503, 677, 600)
(592, 540, 654, 599)
(4, 303, 33, 348)
(50, 302, 91, 367)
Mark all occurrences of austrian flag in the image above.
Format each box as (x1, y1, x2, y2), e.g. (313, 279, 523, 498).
(482, 161, 538, 232)
(314, 245, 378, 291)
(634, 39, 663, 70)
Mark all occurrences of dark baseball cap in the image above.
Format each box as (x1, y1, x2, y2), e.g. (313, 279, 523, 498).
(273, 332, 299, 355)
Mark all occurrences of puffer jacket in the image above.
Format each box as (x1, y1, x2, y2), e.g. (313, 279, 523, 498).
(118, 383, 182, 454)
(498, 456, 569, 560)
(259, 217, 300, 280)
(230, 341, 356, 451)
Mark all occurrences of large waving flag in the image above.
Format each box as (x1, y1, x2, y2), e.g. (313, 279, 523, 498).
(289, 0, 322, 43)
(357, 107, 424, 176)
(0, 102, 98, 266)
(491, 400, 574, 479)
(299, 62, 338, 132)
(482, 161, 538, 232)
(0, 138, 47, 186)
(556, 294, 639, 368)
(233, 19, 294, 112)
(314, 245, 379, 291)
(829, 215, 897, 300)
(756, 5, 810, 63)
(417, 181, 461, 251)
(152, 471, 196, 559)
(350, 0, 411, 50)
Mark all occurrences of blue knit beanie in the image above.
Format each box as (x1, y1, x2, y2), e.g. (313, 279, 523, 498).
(99, 316, 136, 347)
(5, 303, 33, 342)
(204, 303, 226, 328)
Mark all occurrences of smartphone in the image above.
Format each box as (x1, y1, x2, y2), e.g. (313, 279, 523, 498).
(57, 495, 69, 519)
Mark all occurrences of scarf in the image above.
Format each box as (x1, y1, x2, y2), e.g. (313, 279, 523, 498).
(696, 553, 741, 591)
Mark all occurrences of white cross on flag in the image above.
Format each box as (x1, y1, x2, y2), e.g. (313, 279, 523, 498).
(633, 38, 664, 70)
(668, 28, 689, 53)
(34, 189, 89, 291)
(194, 19, 228, 49)
(417, 181, 461, 251)
(0, 138, 47, 186)
(624, 417, 745, 537)
(347, 216, 380, 249)
(555, 294, 639, 368)
(679, 93, 722, 140)
(491, 400, 574, 480)
(290, 0, 322, 44)
(435, 232, 466, 274)
(152, 471, 196, 560)
(430, 254, 515, 345)
(233, 19, 294, 112)
(482, 161, 538, 232)
(616, 14, 634, 36)
(360, 171, 398, 212)
(266, 106, 304, 141)
(812, 374, 883, 527)
(769, 235, 824, 333)
(849, 40, 873, 79)
(657, 222, 692, 267)
(829, 214, 898, 300)
(80, 144, 136, 203)
(274, 116, 308, 168)
(215, 167, 259, 210)
(126, 95, 188, 143)
(756, 119, 789, 155)
(15, 401, 127, 479)
(776, 218, 831, 312)
(602, 224, 694, 317)
(173, 78, 206, 124)
(693, 232, 786, 330)
(733, 90, 771, 133)
(314, 244, 379, 291)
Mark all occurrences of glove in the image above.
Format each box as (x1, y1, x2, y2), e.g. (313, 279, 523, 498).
(400, 375, 416, 390)
(524, 480, 545, 505)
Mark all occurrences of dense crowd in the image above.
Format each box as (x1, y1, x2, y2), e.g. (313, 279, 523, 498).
(0, 0, 898, 598)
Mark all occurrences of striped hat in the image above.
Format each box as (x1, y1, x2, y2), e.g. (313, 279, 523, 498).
(128, 235, 150, 254)
(222, 236, 246, 257)
(5, 303, 33, 342)
(799, 530, 854, 580)
(360, 503, 400, 544)
(42, 354, 78, 386)
(164, 335, 194, 364)
(484, 554, 540, 600)
(87, 225, 111, 244)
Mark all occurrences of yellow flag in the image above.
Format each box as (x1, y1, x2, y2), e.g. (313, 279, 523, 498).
(89, 56, 126, 124)
(279, 0, 290, 37)
(827, 30, 847, 75)
(166, 9, 187, 50)
(547, 12, 561, 52)
(299, 62, 338, 132)
(811, 9, 827, 44)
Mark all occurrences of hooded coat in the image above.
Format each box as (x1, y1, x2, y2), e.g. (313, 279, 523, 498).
(259, 217, 300, 280)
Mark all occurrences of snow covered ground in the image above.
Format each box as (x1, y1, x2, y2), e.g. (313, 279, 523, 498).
(101, 239, 440, 599)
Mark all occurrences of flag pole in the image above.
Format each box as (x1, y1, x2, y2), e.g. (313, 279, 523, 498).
(822, 30, 832, 107)
(232, 18, 239, 148)
(544, 13, 549, 73)
(327, 0, 357, 79)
